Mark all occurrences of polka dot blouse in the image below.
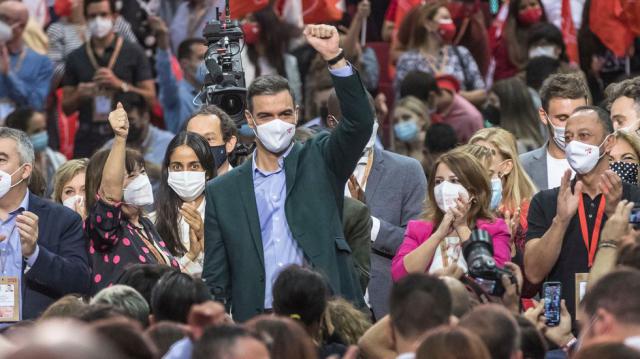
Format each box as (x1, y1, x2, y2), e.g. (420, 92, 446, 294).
(84, 196, 179, 294)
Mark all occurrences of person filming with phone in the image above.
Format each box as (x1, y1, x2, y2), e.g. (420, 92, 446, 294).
(525, 106, 640, 324)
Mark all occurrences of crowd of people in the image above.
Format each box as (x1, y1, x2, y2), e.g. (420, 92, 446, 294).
(2, 0, 640, 358)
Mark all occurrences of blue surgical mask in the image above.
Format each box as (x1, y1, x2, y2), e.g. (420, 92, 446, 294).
(490, 177, 503, 210)
(394, 121, 419, 142)
(195, 61, 207, 85)
(29, 132, 48, 152)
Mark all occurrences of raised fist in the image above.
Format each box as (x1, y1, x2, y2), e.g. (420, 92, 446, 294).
(303, 24, 341, 61)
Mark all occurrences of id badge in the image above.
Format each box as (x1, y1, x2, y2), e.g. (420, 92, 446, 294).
(575, 272, 589, 311)
(0, 277, 19, 322)
(93, 95, 112, 123)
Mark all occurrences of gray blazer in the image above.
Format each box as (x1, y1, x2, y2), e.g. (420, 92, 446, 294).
(520, 144, 548, 192)
(366, 148, 427, 320)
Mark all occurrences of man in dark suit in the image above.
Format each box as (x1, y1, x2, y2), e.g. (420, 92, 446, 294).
(0, 128, 91, 321)
(203, 24, 372, 322)
(327, 92, 427, 320)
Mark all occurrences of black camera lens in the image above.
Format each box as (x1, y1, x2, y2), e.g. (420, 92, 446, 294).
(220, 93, 244, 116)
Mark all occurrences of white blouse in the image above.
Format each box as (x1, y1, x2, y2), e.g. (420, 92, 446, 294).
(429, 236, 468, 274)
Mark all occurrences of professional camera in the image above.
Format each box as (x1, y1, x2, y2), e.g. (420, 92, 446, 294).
(463, 229, 515, 297)
(200, 1, 247, 126)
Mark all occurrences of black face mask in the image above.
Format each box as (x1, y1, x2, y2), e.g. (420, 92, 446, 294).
(210, 145, 228, 169)
(128, 124, 146, 143)
(482, 104, 501, 126)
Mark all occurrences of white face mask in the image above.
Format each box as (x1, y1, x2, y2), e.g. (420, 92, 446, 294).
(434, 181, 469, 212)
(545, 112, 566, 150)
(62, 194, 84, 210)
(167, 171, 206, 202)
(0, 164, 26, 199)
(0, 20, 12, 43)
(364, 121, 379, 152)
(123, 174, 154, 206)
(252, 118, 296, 154)
(620, 121, 640, 135)
(529, 45, 558, 59)
(565, 136, 610, 174)
(88, 16, 113, 38)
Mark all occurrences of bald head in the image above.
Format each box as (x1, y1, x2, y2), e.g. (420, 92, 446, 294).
(0, 1, 28, 41)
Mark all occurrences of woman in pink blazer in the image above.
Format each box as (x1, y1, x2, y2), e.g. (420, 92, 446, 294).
(391, 149, 511, 281)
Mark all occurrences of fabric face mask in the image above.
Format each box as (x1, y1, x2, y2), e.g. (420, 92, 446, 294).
(490, 177, 503, 210)
(195, 61, 207, 86)
(529, 45, 558, 59)
(544, 113, 566, 150)
(123, 174, 154, 206)
(564, 136, 609, 174)
(210, 145, 228, 169)
(394, 121, 419, 142)
(30, 132, 49, 152)
(0, 164, 25, 199)
(167, 171, 206, 202)
(88, 16, 113, 38)
(518, 7, 543, 26)
(63, 194, 84, 210)
(610, 161, 639, 184)
(252, 118, 296, 154)
(438, 19, 456, 43)
(0, 20, 12, 43)
(434, 181, 469, 212)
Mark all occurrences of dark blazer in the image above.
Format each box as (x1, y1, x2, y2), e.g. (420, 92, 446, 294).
(366, 149, 426, 319)
(342, 197, 372, 293)
(203, 71, 372, 322)
(23, 193, 91, 319)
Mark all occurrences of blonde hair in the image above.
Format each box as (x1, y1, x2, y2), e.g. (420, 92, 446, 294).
(450, 144, 493, 168)
(321, 298, 371, 345)
(469, 128, 537, 212)
(394, 96, 429, 127)
(615, 130, 640, 160)
(52, 158, 89, 203)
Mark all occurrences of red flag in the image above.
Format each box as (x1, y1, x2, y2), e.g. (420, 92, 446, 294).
(589, 0, 634, 57)
(561, 0, 579, 64)
(302, 0, 344, 24)
(621, 0, 640, 37)
(394, 0, 421, 30)
(229, 0, 269, 20)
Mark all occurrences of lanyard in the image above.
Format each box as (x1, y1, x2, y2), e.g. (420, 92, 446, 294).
(0, 224, 18, 274)
(85, 36, 124, 71)
(577, 195, 606, 267)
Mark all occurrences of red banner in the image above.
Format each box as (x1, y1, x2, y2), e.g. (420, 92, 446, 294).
(302, 0, 344, 24)
(589, 0, 634, 57)
(229, 0, 269, 20)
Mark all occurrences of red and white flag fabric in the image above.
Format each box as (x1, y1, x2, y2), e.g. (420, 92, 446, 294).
(561, 0, 579, 64)
(302, 0, 344, 24)
(589, 0, 634, 57)
(229, 0, 269, 20)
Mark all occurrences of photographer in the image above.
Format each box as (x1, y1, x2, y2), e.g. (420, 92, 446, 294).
(202, 24, 372, 322)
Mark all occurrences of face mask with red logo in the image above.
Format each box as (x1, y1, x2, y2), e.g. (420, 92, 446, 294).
(517, 7, 543, 26)
(242, 22, 260, 45)
(438, 19, 457, 44)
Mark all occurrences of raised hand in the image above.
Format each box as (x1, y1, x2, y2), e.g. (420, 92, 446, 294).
(600, 199, 634, 245)
(303, 24, 341, 61)
(600, 170, 623, 217)
(108, 102, 129, 139)
(181, 201, 204, 261)
(556, 169, 581, 223)
(451, 196, 471, 229)
(16, 211, 39, 257)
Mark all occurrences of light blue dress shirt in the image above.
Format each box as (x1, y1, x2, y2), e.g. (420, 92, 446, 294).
(252, 64, 353, 309)
(155, 49, 199, 133)
(0, 47, 53, 112)
(0, 191, 39, 321)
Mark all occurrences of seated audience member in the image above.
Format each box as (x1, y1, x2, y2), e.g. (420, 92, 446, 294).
(0, 127, 90, 320)
(84, 104, 178, 294)
(574, 342, 640, 359)
(416, 326, 491, 359)
(52, 158, 89, 220)
(608, 131, 640, 185)
(392, 150, 510, 280)
(90, 317, 158, 359)
(90, 284, 150, 327)
(322, 298, 372, 346)
(145, 321, 187, 357)
(101, 95, 174, 167)
(605, 78, 640, 133)
(440, 277, 472, 318)
(5, 108, 67, 196)
(151, 13, 205, 133)
(39, 295, 88, 320)
(184, 105, 238, 175)
(515, 316, 547, 359)
(459, 304, 522, 359)
(152, 132, 215, 276)
(526, 22, 571, 65)
(422, 123, 457, 176)
(150, 271, 210, 324)
(520, 72, 590, 191)
(272, 265, 345, 358)
(394, 2, 486, 105)
(192, 325, 270, 359)
(245, 315, 318, 359)
(399, 71, 483, 144)
(392, 96, 429, 162)
(359, 274, 452, 358)
(580, 269, 640, 349)
(486, 77, 545, 153)
(76, 304, 129, 323)
(61, 0, 155, 158)
(525, 106, 640, 322)
(115, 264, 176, 307)
(0, 1, 53, 122)
(525, 56, 561, 93)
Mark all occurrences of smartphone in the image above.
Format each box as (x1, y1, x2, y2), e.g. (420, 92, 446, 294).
(629, 206, 640, 230)
(543, 282, 562, 327)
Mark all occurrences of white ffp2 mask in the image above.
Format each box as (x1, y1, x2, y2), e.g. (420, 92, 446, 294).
(0, 165, 25, 199)
(62, 195, 84, 210)
(565, 136, 609, 174)
(252, 118, 296, 154)
(434, 181, 469, 212)
(123, 174, 154, 206)
(88, 16, 113, 38)
(167, 171, 206, 202)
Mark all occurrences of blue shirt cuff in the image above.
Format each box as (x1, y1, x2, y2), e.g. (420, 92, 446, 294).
(328, 63, 353, 77)
(25, 245, 39, 267)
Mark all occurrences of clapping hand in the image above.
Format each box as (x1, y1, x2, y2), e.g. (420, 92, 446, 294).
(501, 262, 523, 314)
(181, 201, 204, 261)
(304, 24, 341, 61)
(16, 211, 39, 257)
(600, 170, 623, 217)
(94, 67, 122, 90)
(600, 199, 634, 245)
(108, 102, 129, 139)
(556, 169, 582, 223)
(451, 196, 471, 229)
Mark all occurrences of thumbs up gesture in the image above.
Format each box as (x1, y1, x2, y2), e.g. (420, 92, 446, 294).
(109, 102, 129, 139)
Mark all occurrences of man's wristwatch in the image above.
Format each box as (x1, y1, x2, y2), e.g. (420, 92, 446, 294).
(327, 49, 345, 66)
(120, 81, 130, 93)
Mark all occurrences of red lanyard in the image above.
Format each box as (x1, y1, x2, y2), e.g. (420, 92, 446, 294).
(577, 195, 606, 267)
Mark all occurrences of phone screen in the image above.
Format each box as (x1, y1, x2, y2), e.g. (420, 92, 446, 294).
(630, 207, 640, 229)
(543, 282, 561, 327)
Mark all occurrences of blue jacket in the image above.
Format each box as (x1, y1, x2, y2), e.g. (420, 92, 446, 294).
(23, 193, 91, 319)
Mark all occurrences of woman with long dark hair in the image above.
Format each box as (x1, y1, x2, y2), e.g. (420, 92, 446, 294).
(152, 131, 215, 276)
